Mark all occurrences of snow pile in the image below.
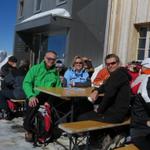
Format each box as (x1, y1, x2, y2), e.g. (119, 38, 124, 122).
(21, 8, 71, 23)
(0, 117, 71, 150)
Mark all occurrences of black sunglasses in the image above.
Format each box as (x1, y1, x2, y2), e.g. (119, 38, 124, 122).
(75, 62, 83, 64)
(106, 61, 117, 66)
(46, 57, 56, 61)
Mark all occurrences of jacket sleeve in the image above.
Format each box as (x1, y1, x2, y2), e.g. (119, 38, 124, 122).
(138, 76, 150, 111)
(23, 66, 37, 99)
(98, 70, 129, 113)
(55, 73, 62, 87)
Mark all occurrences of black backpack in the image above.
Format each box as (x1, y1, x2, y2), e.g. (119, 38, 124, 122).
(32, 103, 53, 146)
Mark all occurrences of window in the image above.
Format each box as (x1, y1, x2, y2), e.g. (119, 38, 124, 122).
(34, 0, 42, 13)
(48, 34, 67, 59)
(56, 0, 67, 6)
(137, 27, 150, 60)
(19, 0, 24, 17)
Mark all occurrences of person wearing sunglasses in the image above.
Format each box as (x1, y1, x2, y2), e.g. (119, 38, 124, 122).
(63, 56, 93, 119)
(63, 56, 91, 87)
(80, 54, 131, 121)
(92, 54, 120, 88)
(22, 51, 61, 142)
(78, 54, 131, 148)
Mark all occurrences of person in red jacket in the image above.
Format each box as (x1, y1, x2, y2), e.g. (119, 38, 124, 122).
(126, 61, 141, 86)
(92, 67, 110, 87)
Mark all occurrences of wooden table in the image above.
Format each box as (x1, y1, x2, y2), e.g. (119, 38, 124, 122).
(115, 144, 139, 150)
(35, 87, 104, 99)
(35, 87, 94, 98)
(35, 87, 99, 123)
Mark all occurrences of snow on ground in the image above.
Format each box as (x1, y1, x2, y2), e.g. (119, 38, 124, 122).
(0, 117, 71, 150)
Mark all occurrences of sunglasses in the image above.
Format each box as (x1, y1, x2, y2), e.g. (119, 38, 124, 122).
(46, 57, 56, 62)
(74, 62, 83, 64)
(106, 61, 117, 66)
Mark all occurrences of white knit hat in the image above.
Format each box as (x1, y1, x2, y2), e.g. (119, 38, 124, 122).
(141, 58, 150, 68)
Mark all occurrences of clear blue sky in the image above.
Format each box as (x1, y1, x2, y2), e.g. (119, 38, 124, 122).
(0, 0, 17, 54)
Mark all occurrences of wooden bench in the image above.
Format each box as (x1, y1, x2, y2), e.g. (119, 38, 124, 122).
(10, 99, 25, 103)
(10, 99, 26, 112)
(58, 119, 130, 150)
(115, 144, 139, 150)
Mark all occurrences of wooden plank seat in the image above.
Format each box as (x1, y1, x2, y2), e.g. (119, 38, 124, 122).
(10, 99, 25, 103)
(58, 119, 130, 150)
(10, 99, 26, 112)
(115, 144, 139, 150)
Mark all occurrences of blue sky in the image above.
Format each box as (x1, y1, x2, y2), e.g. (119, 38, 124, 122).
(0, 0, 17, 54)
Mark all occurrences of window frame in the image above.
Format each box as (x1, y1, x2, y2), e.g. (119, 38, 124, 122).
(18, 0, 24, 18)
(56, 0, 67, 6)
(137, 27, 150, 60)
(34, 0, 42, 13)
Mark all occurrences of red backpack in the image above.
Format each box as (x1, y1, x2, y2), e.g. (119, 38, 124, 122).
(32, 103, 53, 146)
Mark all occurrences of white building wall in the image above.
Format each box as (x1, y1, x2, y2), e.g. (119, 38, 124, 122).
(135, 0, 150, 24)
(105, 0, 150, 64)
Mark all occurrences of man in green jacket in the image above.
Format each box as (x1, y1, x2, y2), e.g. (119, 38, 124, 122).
(23, 51, 61, 141)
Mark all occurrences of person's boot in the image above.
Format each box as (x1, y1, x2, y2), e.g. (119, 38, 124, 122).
(5, 110, 15, 120)
(25, 131, 33, 142)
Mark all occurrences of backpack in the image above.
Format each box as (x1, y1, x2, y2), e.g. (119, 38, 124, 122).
(32, 103, 53, 146)
(7, 100, 16, 112)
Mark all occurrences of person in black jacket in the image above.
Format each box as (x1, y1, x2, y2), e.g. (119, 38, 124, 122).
(78, 54, 131, 149)
(1, 56, 17, 78)
(78, 54, 131, 123)
(0, 59, 29, 118)
(0, 56, 17, 89)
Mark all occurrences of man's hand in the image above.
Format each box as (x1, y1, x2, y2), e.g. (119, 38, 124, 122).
(89, 90, 99, 102)
(28, 97, 39, 107)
